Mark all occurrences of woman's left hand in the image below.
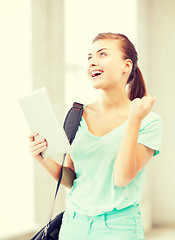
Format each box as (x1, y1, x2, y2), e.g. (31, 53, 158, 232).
(128, 96, 157, 122)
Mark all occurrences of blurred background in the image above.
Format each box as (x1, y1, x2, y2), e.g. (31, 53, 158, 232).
(0, 0, 174, 239)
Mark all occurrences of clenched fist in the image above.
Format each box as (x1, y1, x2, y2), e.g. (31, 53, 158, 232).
(128, 96, 157, 122)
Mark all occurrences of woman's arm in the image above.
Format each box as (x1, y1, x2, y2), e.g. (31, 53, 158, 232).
(113, 96, 156, 187)
(113, 118, 154, 187)
(29, 133, 76, 189)
(38, 155, 76, 189)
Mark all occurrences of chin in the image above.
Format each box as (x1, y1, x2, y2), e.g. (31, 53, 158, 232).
(91, 78, 104, 89)
(91, 82, 103, 90)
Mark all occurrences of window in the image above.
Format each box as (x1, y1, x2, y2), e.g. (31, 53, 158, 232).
(0, 1, 34, 238)
(64, 0, 138, 110)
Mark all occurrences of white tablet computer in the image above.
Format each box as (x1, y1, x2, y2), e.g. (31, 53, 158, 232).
(19, 87, 71, 161)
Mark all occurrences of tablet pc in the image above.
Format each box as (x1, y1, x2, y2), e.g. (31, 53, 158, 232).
(19, 87, 71, 161)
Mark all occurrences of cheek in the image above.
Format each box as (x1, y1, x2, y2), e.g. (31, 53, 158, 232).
(108, 65, 120, 76)
(107, 66, 123, 82)
(86, 67, 91, 78)
(111, 62, 123, 74)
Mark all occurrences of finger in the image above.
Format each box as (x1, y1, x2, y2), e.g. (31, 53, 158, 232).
(29, 138, 47, 149)
(31, 137, 46, 147)
(30, 141, 46, 152)
(29, 132, 38, 142)
(31, 142, 48, 157)
(144, 95, 155, 104)
(32, 145, 48, 158)
(151, 96, 157, 106)
(152, 96, 157, 101)
(141, 96, 152, 103)
(144, 95, 152, 101)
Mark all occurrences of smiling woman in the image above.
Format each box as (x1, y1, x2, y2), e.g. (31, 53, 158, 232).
(88, 33, 146, 100)
(53, 3, 163, 240)
(56, 33, 163, 240)
(25, 1, 163, 239)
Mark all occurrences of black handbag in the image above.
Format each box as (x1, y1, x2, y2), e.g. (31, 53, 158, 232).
(30, 102, 84, 240)
(32, 212, 64, 240)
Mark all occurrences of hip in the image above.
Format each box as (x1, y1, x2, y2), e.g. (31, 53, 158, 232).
(59, 204, 145, 240)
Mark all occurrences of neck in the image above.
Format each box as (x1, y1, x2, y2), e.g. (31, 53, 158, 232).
(98, 85, 131, 112)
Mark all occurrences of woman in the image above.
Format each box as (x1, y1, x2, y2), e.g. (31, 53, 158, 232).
(29, 33, 163, 240)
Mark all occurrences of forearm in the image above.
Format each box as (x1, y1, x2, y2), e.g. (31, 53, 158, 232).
(39, 157, 76, 189)
(113, 118, 142, 187)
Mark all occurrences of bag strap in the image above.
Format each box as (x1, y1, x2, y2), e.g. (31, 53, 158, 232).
(45, 102, 84, 235)
(63, 102, 84, 144)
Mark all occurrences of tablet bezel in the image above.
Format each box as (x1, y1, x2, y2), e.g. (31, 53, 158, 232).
(19, 87, 71, 161)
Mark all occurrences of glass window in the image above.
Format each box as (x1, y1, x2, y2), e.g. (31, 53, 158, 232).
(0, 1, 34, 238)
(64, 0, 138, 110)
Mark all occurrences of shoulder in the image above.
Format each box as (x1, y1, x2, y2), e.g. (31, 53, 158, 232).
(144, 111, 162, 122)
(83, 101, 99, 109)
(83, 101, 99, 115)
(144, 111, 162, 121)
(138, 111, 163, 157)
(140, 111, 163, 131)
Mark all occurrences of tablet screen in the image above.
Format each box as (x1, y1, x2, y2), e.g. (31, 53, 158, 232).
(19, 87, 71, 162)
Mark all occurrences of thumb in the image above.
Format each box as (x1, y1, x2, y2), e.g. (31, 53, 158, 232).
(152, 97, 157, 106)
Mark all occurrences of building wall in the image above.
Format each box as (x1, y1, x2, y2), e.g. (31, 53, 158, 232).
(31, 0, 175, 232)
(138, 0, 175, 227)
(32, 0, 66, 225)
(3, 0, 175, 239)
(0, 0, 34, 239)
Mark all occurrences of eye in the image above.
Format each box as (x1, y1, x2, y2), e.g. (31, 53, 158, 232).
(88, 56, 92, 61)
(99, 52, 106, 57)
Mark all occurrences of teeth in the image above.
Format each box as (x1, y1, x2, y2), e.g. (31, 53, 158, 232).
(91, 70, 103, 77)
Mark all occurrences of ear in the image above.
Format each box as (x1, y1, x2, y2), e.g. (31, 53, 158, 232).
(122, 59, 133, 73)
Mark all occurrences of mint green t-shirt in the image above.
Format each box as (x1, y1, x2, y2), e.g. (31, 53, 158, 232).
(66, 106, 163, 216)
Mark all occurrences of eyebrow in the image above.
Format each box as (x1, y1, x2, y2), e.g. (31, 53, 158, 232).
(88, 48, 109, 56)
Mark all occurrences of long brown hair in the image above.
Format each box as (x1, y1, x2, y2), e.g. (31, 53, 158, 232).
(92, 33, 147, 100)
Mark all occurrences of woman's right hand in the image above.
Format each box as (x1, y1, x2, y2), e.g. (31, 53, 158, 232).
(29, 132, 48, 162)
(28, 132, 76, 188)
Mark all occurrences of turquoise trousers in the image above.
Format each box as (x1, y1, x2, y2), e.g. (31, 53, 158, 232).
(59, 204, 145, 240)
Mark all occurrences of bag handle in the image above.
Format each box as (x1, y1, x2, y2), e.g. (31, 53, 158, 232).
(43, 102, 84, 237)
(48, 153, 66, 225)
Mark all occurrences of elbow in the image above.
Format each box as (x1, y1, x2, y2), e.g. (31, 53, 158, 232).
(113, 168, 138, 187)
(114, 177, 131, 187)
(60, 167, 76, 189)
(114, 180, 128, 188)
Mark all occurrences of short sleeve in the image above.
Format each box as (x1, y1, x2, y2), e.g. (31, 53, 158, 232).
(137, 112, 163, 157)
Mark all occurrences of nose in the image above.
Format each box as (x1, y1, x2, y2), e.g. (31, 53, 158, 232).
(89, 58, 99, 67)
(88, 55, 99, 67)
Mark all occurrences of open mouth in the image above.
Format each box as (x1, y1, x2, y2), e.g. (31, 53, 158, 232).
(90, 70, 104, 78)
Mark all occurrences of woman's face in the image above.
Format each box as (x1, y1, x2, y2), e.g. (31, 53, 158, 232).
(87, 39, 130, 90)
